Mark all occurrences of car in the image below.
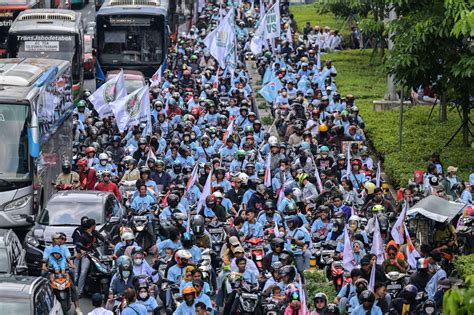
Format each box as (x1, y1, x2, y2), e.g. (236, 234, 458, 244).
(106, 69, 146, 94)
(24, 191, 125, 275)
(0, 229, 27, 275)
(0, 275, 62, 314)
(83, 34, 96, 78)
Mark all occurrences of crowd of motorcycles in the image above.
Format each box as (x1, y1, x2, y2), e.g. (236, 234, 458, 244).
(40, 1, 474, 315)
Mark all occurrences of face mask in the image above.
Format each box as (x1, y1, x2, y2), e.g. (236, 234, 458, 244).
(122, 271, 130, 278)
(134, 258, 143, 265)
(139, 292, 148, 299)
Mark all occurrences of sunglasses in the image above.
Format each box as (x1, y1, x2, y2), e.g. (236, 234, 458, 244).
(315, 299, 325, 303)
(103, 174, 110, 177)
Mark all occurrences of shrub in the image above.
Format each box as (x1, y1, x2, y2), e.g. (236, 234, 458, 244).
(304, 270, 337, 309)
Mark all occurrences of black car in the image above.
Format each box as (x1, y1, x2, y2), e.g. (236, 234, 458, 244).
(0, 229, 28, 275)
(0, 275, 62, 314)
(24, 191, 125, 275)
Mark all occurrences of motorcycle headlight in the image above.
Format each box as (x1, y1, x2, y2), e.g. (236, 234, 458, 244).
(4, 195, 31, 211)
(136, 226, 144, 232)
(26, 233, 39, 247)
(425, 306, 435, 314)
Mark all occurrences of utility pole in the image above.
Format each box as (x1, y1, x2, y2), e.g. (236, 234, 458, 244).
(385, 7, 399, 101)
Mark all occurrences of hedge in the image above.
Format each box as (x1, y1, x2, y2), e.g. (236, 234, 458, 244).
(454, 254, 474, 280)
(304, 270, 337, 308)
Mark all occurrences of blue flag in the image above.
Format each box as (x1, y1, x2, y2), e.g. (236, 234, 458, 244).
(259, 77, 283, 103)
(297, 75, 309, 91)
(95, 60, 105, 89)
(262, 65, 274, 85)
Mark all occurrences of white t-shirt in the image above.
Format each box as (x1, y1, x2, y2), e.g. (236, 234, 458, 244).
(88, 307, 113, 315)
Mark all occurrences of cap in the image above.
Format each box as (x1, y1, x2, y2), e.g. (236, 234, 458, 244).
(233, 246, 245, 254)
(284, 187, 293, 195)
(447, 166, 458, 173)
(229, 236, 240, 246)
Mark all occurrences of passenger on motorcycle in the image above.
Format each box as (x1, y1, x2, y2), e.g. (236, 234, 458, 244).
(159, 193, 186, 220)
(109, 256, 135, 298)
(334, 268, 362, 312)
(134, 277, 159, 314)
(181, 232, 202, 265)
(284, 215, 311, 274)
(121, 288, 148, 315)
(192, 279, 213, 310)
(77, 158, 97, 190)
(311, 205, 333, 239)
(131, 248, 159, 283)
(352, 290, 382, 315)
(240, 208, 264, 240)
(55, 160, 81, 190)
(94, 170, 121, 201)
(156, 228, 182, 259)
(235, 257, 258, 286)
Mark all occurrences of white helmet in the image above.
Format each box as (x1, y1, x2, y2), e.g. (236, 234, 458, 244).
(268, 136, 278, 147)
(348, 215, 361, 224)
(292, 187, 302, 201)
(238, 172, 249, 185)
(175, 249, 192, 264)
(121, 232, 135, 243)
(99, 153, 108, 160)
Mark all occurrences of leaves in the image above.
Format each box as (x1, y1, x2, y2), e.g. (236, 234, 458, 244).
(443, 274, 474, 315)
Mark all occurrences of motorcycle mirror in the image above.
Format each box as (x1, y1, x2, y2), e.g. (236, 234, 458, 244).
(109, 216, 120, 224)
(15, 264, 28, 274)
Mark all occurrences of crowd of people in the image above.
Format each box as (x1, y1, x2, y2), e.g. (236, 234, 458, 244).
(46, 1, 474, 315)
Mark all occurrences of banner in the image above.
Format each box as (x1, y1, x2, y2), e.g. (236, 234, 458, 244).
(88, 69, 127, 118)
(150, 65, 162, 87)
(263, 0, 280, 40)
(110, 85, 150, 132)
(370, 216, 384, 264)
(391, 202, 407, 244)
(203, 9, 236, 69)
(259, 76, 283, 102)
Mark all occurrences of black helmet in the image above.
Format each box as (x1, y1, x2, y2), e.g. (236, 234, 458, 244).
(140, 167, 151, 175)
(359, 290, 375, 303)
(192, 215, 205, 235)
(62, 160, 71, 174)
(279, 250, 294, 265)
(138, 137, 147, 146)
(167, 194, 179, 208)
(279, 265, 296, 281)
(323, 304, 340, 315)
(270, 237, 285, 251)
(264, 200, 275, 210)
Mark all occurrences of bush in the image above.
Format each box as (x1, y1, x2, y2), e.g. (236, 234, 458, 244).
(304, 270, 337, 309)
(443, 275, 474, 315)
(454, 254, 474, 280)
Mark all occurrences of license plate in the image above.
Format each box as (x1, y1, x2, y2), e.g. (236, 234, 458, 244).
(387, 284, 402, 290)
(208, 228, 223, 233)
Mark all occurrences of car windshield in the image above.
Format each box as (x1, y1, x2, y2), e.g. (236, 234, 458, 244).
(124, 79, 144, 93)
(84, 37, 93, 53)
(0, 248, 9, 273)
(0, 104, 31, 180)
(38, 200, 104, 226)
(0, 300, 30, 314)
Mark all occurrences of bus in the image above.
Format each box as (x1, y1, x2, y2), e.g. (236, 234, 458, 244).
(96, 0, 172, 77)
(0, 0, 41, 58)
(0, 58, 74, 227)
(7, 9, 84, 98)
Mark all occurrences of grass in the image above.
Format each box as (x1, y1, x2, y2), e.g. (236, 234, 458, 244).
(317, 49, 474, 186)
(290, 4, 350, 38)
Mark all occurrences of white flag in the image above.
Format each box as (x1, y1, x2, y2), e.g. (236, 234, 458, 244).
(346, 143, 352, 177)
(299, 275, 307, 315)
(342, 228, 356, 272)
(391, 202, 407, 244)
(110, 85, 150, 132)
(376, 160, 381, 187)
(88, 69, 126, 118)
(264, 153, 272, 187)
(150, 65, 162, 87)
(370, 216, 384, 264)
(263, 0, 281, 40)
(404, 223, 420, 269)
(204, 9, 236, 69)
(196, 169, 213, 214)
(273, 220, 281, 238)
(314, 166, 323, 193)
(368, 262, 376, 291)
(146, 148, 157, 164)
(250, 13, 266, 56)
(286, 25, 292, 43)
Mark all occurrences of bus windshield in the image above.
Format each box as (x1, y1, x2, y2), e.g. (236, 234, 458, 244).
(14, 34, 75, 62)
(0, 104, 30, 179)
(97, 14, 164, 65)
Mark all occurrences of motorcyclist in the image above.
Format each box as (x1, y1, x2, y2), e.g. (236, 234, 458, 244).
(55, 160, 81, 190)
(240, 208, 264, 241)
(77, 158, 97, 190)
(173, 286, 197, 315)
(114, 229, 138, 257)
(311, 292, 328, 315)
(131, 248, 159, 283)
(181, 232, 202, 266)
(94, 170, 121, 201)
(94, 152, 117, 178)
(167, 250, 192, 283)
(311, 205, 333, 239)
(121, 288, 148, 315)
(109, 256, 135, 300)
(192, 215, 212, 249)
(352, 290, 382, 315)
(284, 215, 310, 274)
(409, 258, 432, 292)
(134, 277, 159, 314)
(121, 157, 140, 183)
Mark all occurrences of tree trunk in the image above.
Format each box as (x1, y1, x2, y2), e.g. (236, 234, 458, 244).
(440, 92, 447, 122)
(462, 102, 470, 147)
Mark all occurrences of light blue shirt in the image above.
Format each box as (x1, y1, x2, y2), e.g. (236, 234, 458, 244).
(352, 304, 382, 315)
(121, 302, 148, 315)
(241, 221, 264, 238)
(173, 301, 196, 315)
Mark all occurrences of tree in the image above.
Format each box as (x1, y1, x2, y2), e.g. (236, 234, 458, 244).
(385, 0, 473, 146)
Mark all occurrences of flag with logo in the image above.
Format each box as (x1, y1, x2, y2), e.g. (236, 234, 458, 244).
(110, 85, 150, 132)
(404, 223, 420, 268)
(204, 9, 236, 69)
(150, 65, 162, 87)
(88, 69, 127, 119)
(342, 228, 356, 272)
(263, 0, 281, 41)
(264, 153, 272, 187)
(259, 76, 283, 102)
(391, 202, 407, 244)
(370, 216, 384, 264)
(196, 169, 213, 214)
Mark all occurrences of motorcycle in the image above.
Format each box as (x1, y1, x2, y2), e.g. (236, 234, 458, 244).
(158, 279, 181, 314)
(207, 220, 227, 254)
(84, 250, 113, 298)
(128, 209, 156, 251)
(245, 237, 265, 270)
(120, 180, 137, 207)
(261, 297, 286, 315)
(457, 215, 474, 255)
(385, 271, 410, 299)
(235, 283, 260, 315)
(49, 272, 72, 313)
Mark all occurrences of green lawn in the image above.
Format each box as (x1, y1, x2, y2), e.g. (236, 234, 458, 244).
(290, 4, 344, 34)
(317, 49, 474, 185)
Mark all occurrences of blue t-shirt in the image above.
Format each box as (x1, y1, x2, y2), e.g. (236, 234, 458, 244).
(137, 296, 158, 312)
(121, 302, 148, 315)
